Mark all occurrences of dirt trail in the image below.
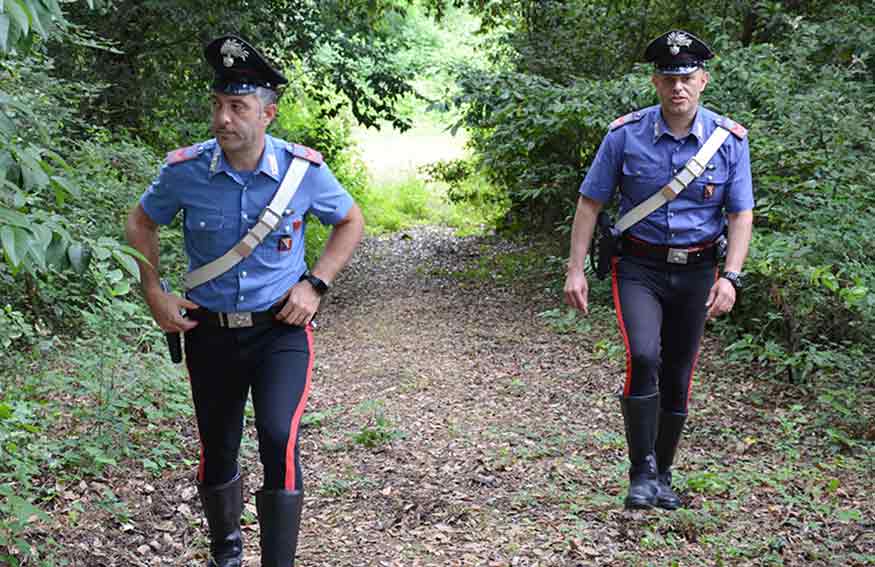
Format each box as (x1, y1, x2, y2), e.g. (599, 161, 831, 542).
(46, 226, 872, 566)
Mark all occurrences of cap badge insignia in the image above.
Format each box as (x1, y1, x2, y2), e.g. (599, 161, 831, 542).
(220, 39, 249, 68)
(667, 31, 692, 56)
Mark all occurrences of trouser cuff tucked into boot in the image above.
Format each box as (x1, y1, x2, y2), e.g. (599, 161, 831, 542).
(655, 410, 687, 510)
(256, 489, 303, 567)
(198, 472, 244, 567)
(620, 393, 660, 509)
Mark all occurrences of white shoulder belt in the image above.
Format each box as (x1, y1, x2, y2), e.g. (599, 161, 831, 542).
(183, 157, 311, 291)
(614, 126, 731, 232)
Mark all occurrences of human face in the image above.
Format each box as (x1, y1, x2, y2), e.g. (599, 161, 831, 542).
(651, 69, 709, 119)
(210, 92, 275, 155)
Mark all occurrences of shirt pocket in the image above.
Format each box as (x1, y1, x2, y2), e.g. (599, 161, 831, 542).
(184, 209, 224, 257)
(621, 154, 665, 202)
(689, 160, 730, 204)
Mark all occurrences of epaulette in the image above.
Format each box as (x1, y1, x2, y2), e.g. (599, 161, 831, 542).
(286, 143, 323, 165)
(609, 110, 645, 131)
(165, 144, 202, 165)
(717, 116, 748, 140)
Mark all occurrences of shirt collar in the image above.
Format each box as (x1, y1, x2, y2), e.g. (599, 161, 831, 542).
(208, 135, 282, 182)
(652, 106, 707, 145)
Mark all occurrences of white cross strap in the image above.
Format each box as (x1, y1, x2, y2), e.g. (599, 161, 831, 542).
(614, 126, 731, 233)
(183, 157, 311, 291)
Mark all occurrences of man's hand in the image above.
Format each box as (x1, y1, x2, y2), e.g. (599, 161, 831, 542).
(564, 270, 590, 315)
(276, 281, 321, 326)
(705, 277, 736, 319)
(145, 288, 200, 332)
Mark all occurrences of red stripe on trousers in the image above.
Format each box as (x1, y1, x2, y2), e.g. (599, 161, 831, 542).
(610, 257, 634, 396)
(284, 324, 314, 491)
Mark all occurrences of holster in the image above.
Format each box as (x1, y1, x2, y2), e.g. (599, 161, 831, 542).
(160, 278, 183, 363)
(591, 211, 621, 280)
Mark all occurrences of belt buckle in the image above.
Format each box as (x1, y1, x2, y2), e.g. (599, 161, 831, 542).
(667, 248, 689, 264)
(224, 312, 254, 328)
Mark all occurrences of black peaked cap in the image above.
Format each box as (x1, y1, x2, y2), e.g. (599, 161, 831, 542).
(644, 30, 714, 75)
(204, 34, 288, 94)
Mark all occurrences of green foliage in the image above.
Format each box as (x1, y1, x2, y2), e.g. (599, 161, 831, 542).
(50, 0, 420, 150)
(0, 329, 191, 564)
(0, 0, 73, 54)
(350, 400, 403, 449)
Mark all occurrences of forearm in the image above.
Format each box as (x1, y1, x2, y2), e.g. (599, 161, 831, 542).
(125, 204, 162, 297)
(567, 196, 602, 272)
(310, 203, 365, 283)
(724, 210, 753, 273)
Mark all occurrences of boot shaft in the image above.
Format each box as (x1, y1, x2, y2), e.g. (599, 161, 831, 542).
(655, 411, 687, 474)
(198, 474, 243, 565)
(256, 489, 303, 567)
(619, 393, 660, 474)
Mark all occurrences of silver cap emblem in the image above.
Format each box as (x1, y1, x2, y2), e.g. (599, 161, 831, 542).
(220, 39, 249, 68)
(667, 31, 692, 56)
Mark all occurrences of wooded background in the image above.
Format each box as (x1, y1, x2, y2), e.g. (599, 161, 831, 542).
(1, 1, 873, 563)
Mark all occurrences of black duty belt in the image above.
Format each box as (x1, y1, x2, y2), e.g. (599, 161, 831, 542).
(187, 305, 282, 329)
(622, 237, 717, 265)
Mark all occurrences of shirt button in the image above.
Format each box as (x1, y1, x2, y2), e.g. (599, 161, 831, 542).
(708, 175, 713, 180)
(239, 295, 245, 301)
(241, 271, 247, 278)
(671, 233, 676, 239)
(284, 209, 292, 215)
(199, 221, 206, 228)
(242, 212, 249, 220)
(242, 186, 247, 192)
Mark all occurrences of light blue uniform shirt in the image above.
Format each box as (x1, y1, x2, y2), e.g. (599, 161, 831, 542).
(579, 105, 754, 246)
(140, 135, 354, 312)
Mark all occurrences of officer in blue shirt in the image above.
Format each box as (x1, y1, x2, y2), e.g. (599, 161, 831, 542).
(563, 30, 754, 511)
(125, 35, 364, 566)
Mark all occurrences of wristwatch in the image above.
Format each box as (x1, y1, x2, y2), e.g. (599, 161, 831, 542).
(300, 271, 330, 295)
(721, 271, 743, 291)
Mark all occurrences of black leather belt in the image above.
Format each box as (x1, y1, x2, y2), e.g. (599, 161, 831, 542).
(187, 305, 282, 328)
(622, 237, 717, 265)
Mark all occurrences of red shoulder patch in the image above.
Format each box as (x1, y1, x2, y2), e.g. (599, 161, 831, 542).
(729, 121, 748, 139)
(609, 110, 644, 131)
(165, 144, 200, 165)
(289, 144, 323, 165)
(722, 117, 748, 140)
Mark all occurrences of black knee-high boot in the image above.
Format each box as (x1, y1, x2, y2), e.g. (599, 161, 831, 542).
(256, 489, 303, 567)
(198, 473, 243, 567)
(655, 410, 687, 510)
(620, 393, 660, 509)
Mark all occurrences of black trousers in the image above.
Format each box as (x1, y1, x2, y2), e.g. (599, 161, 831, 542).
(184, 321, 313, 490)
(611, 256, 717, 413)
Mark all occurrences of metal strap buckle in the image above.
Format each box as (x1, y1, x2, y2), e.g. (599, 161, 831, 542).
(223, 312, 254, 328)
(684, 157, 706, 177)
(667, 248, 689, 264)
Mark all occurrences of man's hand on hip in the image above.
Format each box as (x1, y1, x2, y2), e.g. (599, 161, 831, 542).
(276, 282, 321, 326)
